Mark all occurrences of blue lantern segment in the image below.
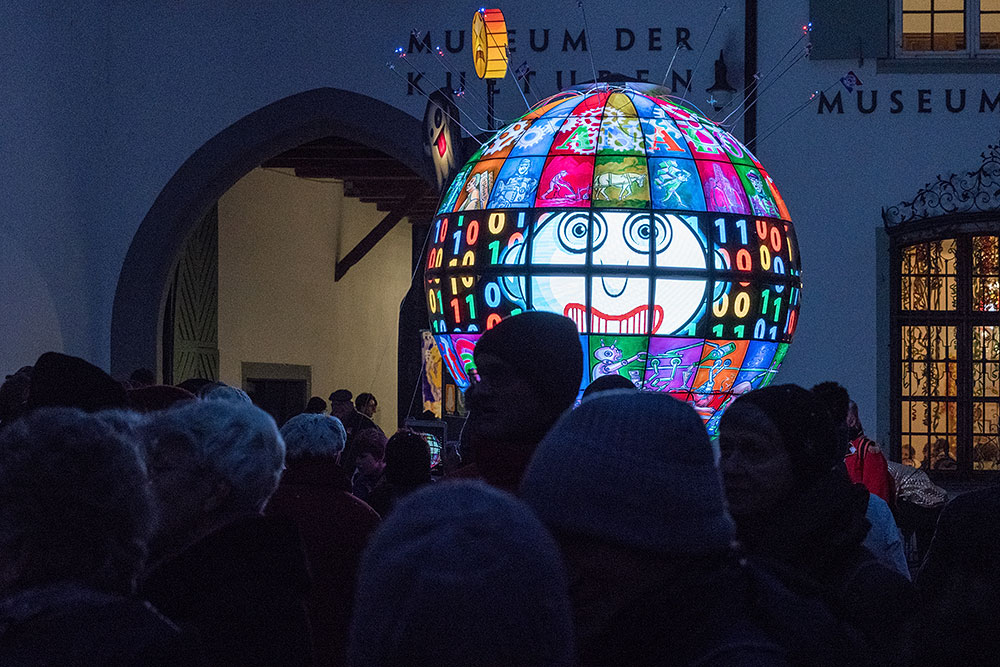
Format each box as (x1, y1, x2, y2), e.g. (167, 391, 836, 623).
(425, 82, 801, 434)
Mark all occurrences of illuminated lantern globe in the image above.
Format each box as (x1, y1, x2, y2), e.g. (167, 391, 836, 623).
(425, 82, 801, 433)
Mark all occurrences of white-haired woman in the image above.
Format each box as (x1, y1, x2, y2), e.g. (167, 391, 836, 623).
(139, 399, 313, 667)
(0, 407, 200, 664)
(266, 412, 381, 667)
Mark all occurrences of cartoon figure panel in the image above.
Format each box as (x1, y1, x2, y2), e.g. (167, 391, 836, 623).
(489, 157, 545, 208)
(761, 170, 792, 221)
(588, 335, 649, 386)
(536, 155, 594, 207)
(642, 337, 705, 393)
(648, 159, 705, 211)
(438, 164, 473, 214)
(530, 274, 588, 333)
(733, 340, 780, 390)
(455, 160, 502, 212)
(653, 278, 709, 336)
(737, 166, 780, 218)
(688, 340, 750, 421)
(590, 276, 651, 336)
(592, 155, 650, 208)
(698, 161, 751, 215)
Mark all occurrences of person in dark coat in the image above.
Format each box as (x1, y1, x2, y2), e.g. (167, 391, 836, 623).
(521, 390, 788, 666)
(906, 484, 1000, 666)
(718, 384, 914, 664)
(0, 365, 32, 430)
(453, 311, 583, 491)
(367, 429, 432, 517)
(328, 389, 382, 474)
(350, 481, 575, 667)
(139, 399, 314, 666)
(266, 412, 380, 667)
(25, 351, 127, 414)
(0, 408, 201, 665)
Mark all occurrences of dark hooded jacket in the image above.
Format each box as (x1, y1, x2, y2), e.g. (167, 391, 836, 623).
(266, 457, 379, 667)
(0, 582, 203, 666)
(141, 515, 314, 666)
(737, 468, 914, 665)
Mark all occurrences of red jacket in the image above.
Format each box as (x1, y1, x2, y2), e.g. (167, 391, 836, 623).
(845, 436, 895, 509)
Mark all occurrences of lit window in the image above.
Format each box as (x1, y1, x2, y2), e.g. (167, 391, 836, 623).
(893, 234, 1000, 474)
(899, 0, 1000, 55)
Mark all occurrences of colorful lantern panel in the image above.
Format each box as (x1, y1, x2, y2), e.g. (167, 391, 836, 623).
(425, 83, 801, 434)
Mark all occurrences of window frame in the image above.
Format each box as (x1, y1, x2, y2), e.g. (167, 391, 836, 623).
(896, 0, 1000, 58)
(890, 219, 1000, 480)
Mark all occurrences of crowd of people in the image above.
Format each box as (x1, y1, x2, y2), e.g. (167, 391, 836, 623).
(0, 312, 996, 665)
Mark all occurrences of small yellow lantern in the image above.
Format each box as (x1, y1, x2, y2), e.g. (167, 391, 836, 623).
(472, 8, 508, 79)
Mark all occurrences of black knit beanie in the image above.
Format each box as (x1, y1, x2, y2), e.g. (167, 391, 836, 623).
(26, 352, 127, 414)
(473, 311, 583, 413)
(727, 384, 842, 485)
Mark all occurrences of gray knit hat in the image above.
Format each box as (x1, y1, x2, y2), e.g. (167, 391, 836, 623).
(520, 390, 735, 554)
(350, 481, 574, 667)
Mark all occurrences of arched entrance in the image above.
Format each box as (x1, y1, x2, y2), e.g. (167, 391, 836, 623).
(111, 87, 435, 379)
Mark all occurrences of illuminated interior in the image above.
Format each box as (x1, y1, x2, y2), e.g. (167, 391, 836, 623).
(425, 83, 802, 433)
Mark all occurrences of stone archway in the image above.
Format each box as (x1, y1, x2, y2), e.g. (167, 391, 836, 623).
(111, 87, 433, 378)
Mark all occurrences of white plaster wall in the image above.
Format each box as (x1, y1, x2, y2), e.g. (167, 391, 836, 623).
(0, 0, 743, 373)
(217, 168, 411, 432)
(4, 0, 996, 448)
(755, 3, 998, 442)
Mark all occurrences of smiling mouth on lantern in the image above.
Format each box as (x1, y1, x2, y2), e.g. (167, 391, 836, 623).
(564, 303, 665, 334)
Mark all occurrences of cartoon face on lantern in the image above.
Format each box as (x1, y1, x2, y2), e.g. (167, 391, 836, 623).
(425, 83, 802, 434)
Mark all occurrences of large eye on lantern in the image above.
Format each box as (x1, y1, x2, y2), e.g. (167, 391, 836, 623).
(624, 214, 672, 254)
(557, 212, 605, 253)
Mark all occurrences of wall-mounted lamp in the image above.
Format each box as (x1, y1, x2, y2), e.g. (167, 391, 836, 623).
(706, 50, 737, 112)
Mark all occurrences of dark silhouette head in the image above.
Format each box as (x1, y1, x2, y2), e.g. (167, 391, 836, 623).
(582, 373, 636, 399)
(304, 396, 327, 414)
(384, 429, 432, 487)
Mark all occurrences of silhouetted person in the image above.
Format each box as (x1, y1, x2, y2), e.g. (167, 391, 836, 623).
(126, 384, 196, 413)
(267, 413, 379, 667)
(176, 378, 213, 395)
(25, 352, 126, 414)
(305, 396, 327, 414)
(350, 481, 574, 667)
(367, 429, 431, 517)
(907, 483, 1000, 665)
(521, 391, 786, 666)
(0, 366, 32, 430)
(128, 367, 157, 388)
(812, 383, 907, 578)
(140, 399, 314, 666)
(922, 437, 957, 471)
(581, 372, 636, 399)
(455, 311, 583, 491)
(328, 389, 381, 473)
(350, 428, 387, 504)
(719, 384, 913, 664)
(0, 408, 201, 665)
(354, 392, 377, 419)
